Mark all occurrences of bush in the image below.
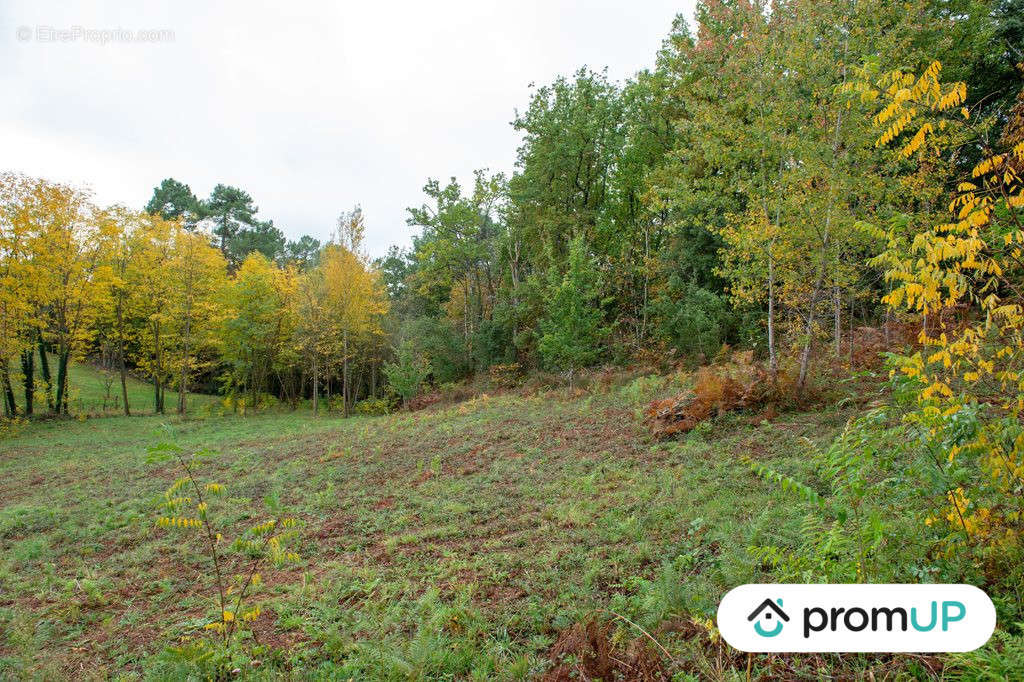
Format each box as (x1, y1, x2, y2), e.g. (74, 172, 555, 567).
(472, 311, 517, 369)
(488, 363, 522, 389)
(649, 280, 731, 362)
(383, 341, 431, 408)
(401, 316, 471, 383)
(538, 236, 607, 382)
(644, 351, 776, 439)
(353, 398, 390, 416)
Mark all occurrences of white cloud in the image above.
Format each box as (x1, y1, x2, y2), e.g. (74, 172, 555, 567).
(0, 0, 695, 257)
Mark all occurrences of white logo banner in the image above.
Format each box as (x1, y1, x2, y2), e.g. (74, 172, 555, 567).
(717, 584, 996, 652)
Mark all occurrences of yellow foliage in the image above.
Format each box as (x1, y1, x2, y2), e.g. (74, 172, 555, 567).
(868, 62, 1024, 558)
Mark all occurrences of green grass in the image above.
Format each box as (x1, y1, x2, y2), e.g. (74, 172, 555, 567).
(24, 356, 220, 416)
(0, 378, 937, 679)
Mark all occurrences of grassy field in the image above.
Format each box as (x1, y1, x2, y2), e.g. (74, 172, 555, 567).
(0, 376, 963, 679)
(25, 357, 221, 417)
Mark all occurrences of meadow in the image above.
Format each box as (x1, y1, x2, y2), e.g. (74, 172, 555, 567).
(0, 366, 857, 680)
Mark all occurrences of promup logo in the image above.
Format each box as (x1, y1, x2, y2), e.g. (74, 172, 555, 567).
(718, 584, 995, 653)
(748, 598, 789, 637)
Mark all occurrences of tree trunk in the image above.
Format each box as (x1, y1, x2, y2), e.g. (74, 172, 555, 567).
(312, 354, 319, 416)
(37, 336, 54, 411)
(1, 362, 16, 417)
(55, 349, 69, 415)
(833, 285, 842, 358)
(21, 348, 34, 416)
(342, 329, 349, 418)
(115, 303, 130, 416)
(179, 312, 192, 415)
(767, 255, 777, 374)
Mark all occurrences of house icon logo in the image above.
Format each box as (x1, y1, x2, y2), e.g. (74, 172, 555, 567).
(748, 598, 789, 637)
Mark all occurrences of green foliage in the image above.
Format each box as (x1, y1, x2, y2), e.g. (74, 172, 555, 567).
(745, 405, 914, 583)
(650, 281, 730, 361)
(145, 178, 201, 228)
(945, 629, 1024, 680)
(203, 184, 257, 262)
(382, 341, 430, 406)
(538, 236, 606, 380)
(400, 316, 470, 383)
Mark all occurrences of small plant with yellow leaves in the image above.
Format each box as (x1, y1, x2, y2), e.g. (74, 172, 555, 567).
(147, 442, 301, 648)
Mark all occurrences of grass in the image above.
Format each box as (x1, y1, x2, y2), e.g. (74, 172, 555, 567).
(0, 376, 946, 679)
(22, 356, 221, 417)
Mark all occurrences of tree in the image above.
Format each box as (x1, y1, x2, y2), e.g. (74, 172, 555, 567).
(219, 253, 296, 410)
(294, 266, 333, 415)
(127, 213, 177, 413)
(204, 184, 257, 263)
(227, 219, 286, 266)
(321, 222, 387, 416)
(861, 60, 1023, 567)
(168, 227, 227, 414)
(94, 205, 140, 415)
(538, 236, 606, 385)
(284, 235, 321, 271)
(0, 173, 49, 416)
(382, 340, 430, 408)
(145, 178, 201, 228)
(30, 180, 112, 415)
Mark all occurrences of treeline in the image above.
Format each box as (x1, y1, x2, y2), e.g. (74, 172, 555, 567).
(381, 0, 1021, 390)
(0, 173, 387, 417)
(1, 0, 1021, 417)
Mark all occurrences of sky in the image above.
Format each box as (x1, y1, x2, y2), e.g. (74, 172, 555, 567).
(1, 1, 696, 258)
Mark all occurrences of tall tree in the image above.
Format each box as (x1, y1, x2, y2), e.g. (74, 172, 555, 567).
(321, 223, 387, 416)
(204, 184, 257, 263)
(169, 227, 227, 414)
(145, 178, 201, 228)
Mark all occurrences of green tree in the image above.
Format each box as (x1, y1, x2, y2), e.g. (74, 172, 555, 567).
(145, 178, 201, 228)
(227, 219, 286, 266)
(204, 184, 257, 263)
(382, 340, 430, 408)
(538, 236, 606, 384)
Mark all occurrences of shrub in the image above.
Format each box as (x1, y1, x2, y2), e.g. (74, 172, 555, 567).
(146, 442, 300, 652)
(353, 397, 390, 416)
(650, 280, 731, 362)
(401, 316, 471, 383)
(383, 341, 430, 408)
(488, 363, 522, 389)
(644, 351, 776, 439)
(538, 237, 607, 384)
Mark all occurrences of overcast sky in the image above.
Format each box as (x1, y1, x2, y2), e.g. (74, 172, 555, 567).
(1, 1, 695, 258)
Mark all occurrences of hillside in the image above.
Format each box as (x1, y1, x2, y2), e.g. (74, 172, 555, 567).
(24, 357, 220, 417)
(0, 378, 980, 680)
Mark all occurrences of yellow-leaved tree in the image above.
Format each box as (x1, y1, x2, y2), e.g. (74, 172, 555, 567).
(168, 226, 227, 414)
(321, 208, 388, 416)
(25, 178, 113, 415)
(219, 252, 297, 412)
(857, 61, 1024, 562)
(0, 173, 49, 417)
